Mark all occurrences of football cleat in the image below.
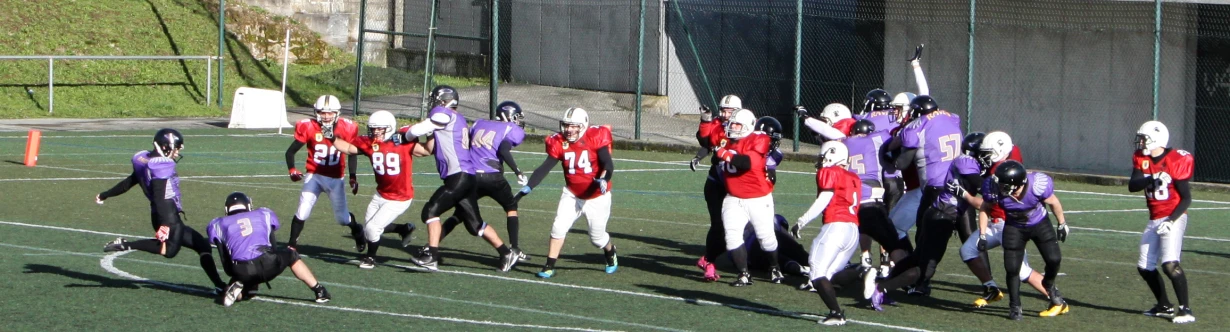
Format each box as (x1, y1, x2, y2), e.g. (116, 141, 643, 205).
(731, 272, 753, 287)
(358, 257, 376, 269)
(409, 247, 439, 271)
(973, 285, 1004, 308)
(798, 280, 816, 292)
(605, 251, 619, 274)
(696, 256, 710, 270)
(222, 281, 244, 307)
(498, 248, 520, 272)
(516, 249, 530, 262)
(1039, 303, 1070, 317)
(906, 283, 931, 297)
(769, 267, 784, 284)
(819, 310, 846, 326)
(1143, 304, 1176, 318)
(1008, 306, 1023, 320)
(1171, 306, 1195, 324)
(347, 220, 366, 253)
(870, 286, 887, 312)
(537, 269, 556, 279)
(399, 223, 416, 248)
(862, 267, 877, 300)
(103, 238, 129, 252)
(313, 284, 331, 303)
(703, 263, 720, 282)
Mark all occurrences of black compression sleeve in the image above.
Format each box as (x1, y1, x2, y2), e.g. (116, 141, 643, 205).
(525, 158, 560, 189)
(1169, 180, 1192, 221)
(1128, 168, 1151, 192)
(348, 154, 358, 177)
(99, 172, 138, 199)
(498, 141, 522, 174)
(149, 179, 180, 226)
(597, 147, 614, 181)
(894, 148, 917, 171)
(286, 140, 305, 170)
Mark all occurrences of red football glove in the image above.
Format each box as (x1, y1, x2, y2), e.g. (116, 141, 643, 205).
(155, 225, 171, 243)
(715, 147, 737, 163)
(289, 168, 304, 182)
(349, 174, 359, 195)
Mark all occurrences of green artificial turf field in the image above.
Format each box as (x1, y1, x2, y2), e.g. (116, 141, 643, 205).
(0, 128, 1227, 331)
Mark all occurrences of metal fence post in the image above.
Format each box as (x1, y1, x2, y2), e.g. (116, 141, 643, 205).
(1153, 0, 1161, 120)
(353, 0, 369, 118)
(218, 0, 225, 109)
(420, 0, 441, 120)
(207, 57, 212, 106)
(966, 0, 976, 133)
(490, 0, 499, 121)
(793, 0, 801, 152)
(635, 0, 646, 140)
(48, 58, 53, 114)
(670, 0, 716, 108)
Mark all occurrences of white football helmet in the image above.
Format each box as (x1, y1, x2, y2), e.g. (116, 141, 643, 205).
(890, 92, 916, 122)
(560, 107, 590, 142)
(314, 95, 341, 126)
(818, 141, 850, 168)
(820, 103, 852, 125)
(367, 110, 397, 142)
(725, 109, 757, 139)
(1136, 120, 1169, 152)
(719, 94, 743, 109)
(978, 131, 1014, 168)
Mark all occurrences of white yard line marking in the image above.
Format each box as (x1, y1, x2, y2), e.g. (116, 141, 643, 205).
(1066, 207, 1230, 214)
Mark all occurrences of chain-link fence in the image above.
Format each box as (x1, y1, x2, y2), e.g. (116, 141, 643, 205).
(351, 0, 1230, 182)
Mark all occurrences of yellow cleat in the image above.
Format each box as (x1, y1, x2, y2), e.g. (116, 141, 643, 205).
(972, 286, 1004, 308)
(1039, 303, 1070, 317)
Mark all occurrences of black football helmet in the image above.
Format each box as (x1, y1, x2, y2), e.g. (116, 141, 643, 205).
(224, 192, 253, 215)
(851, 119, 875, 136)
(152, 128, 184, 160)
(993, 160, 1027, 197)
(755, 116, 783, 151)
(430, 85, 459, 109)
(908, 95, 939, 120)
(862, 89, 893, 115)
(963, 132, 986, 157)
(495, 101, 525, 127)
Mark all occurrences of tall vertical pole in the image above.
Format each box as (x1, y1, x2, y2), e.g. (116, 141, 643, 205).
(635, 0, 646, 140)
(670, 0, 716, 107)
(48, 59, 54, 114)
(420, 0, 441, 120)
(353, 0, 370, 118)
(218, 0, 226, 109)
(1152, 0, 1161, 120)
(793, 0, 801, 152)
(490, 0, 499, 120)
(966, 0, 976, 133)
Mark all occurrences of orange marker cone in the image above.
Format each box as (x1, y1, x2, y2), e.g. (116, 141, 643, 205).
(24, 129, 41, 167)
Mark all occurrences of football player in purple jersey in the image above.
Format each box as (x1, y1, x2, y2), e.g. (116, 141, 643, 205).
(208, 192, 330, 306)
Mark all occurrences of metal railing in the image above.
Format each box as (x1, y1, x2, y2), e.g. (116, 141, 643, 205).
(0, 55, 217, 114)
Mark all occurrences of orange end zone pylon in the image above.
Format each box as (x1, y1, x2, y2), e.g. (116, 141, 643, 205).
(23, 129, 41, 167)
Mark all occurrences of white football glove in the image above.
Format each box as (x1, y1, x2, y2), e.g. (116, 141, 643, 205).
(516, 173, 529, 186)
(595, 178, 609, 194)
(95, 194, 105, 205)
(1156, 218, 1173, 235)
(689, 157, 701, 172)
(860, 251, 873, 269)
(1157, 172, 1172, 185)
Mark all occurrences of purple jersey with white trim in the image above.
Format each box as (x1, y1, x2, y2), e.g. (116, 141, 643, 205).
(207, 208, 279, 262)
(766, 148, 784, 171)
(468, 119, 526, 173)
(934, 155, 981, 212)
(428, 106, 477, 178)
(901, 111, 963, 187)
(132, 150, 182, 211)
(857, 109, 899, 135)
(843, 133, 887, 200)
(982, 172, 1054, 227)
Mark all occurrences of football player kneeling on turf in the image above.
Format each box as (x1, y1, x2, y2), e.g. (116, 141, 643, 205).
(208, 192, 330, 306)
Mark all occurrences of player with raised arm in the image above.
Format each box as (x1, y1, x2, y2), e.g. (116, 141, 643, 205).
(402, 86, 521, 272)
(797, 103, 854, 142)
(1129, 121, 1196, 324)
(99, 129, 227, 293)
(789, 141, 862, 325)
(514, 107, 618, 278)
(284, 95, 368, 252)
(331, 111, 429, 269)
(209, 192, 330, 306)
(977, 161, 1069, 320)
(438, 101, 530, 260)
(690, 95, 740, 282)
(713, 109, 782, 287)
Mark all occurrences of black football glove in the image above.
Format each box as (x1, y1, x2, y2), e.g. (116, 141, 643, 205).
(1057, 223, 1069, 243)
(976, 234, 988, 252)
(689, 156, 701, 172)
(908, 44, 924, 62)
(795, 105, 811, 120)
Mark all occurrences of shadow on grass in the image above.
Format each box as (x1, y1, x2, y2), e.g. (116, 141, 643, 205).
(23, 263, 216, 299)
(1185, 249, 1230, 260)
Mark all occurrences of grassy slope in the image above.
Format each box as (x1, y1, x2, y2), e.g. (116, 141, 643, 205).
(0, 0, 483, 118)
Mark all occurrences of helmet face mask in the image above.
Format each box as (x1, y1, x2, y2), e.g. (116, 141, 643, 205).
(559, 107, 589, 142)
(993, 160, 1027, 199)
(314, 95, 342, 135)
(496, 101, 524, 127)
(890, 92, 916, 123)
(725, 109, 757, 139)
(978, 131, 1013, 172)
(153, 128, 185, 161)
(817, 141, 849, 169)
(718, 94, 742, 121)
(755, 116, 783, 151)
(430, 85, 459, 109)
(367, 111, 397, 142)
(1135, 121, 1169, 153)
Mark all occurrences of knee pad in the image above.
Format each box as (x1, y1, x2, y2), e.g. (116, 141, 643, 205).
(959, 239, 980, 262)
(590, 231, 610, 248)
(1162, 261, 1184, 278)
(363, 224, 384, 242)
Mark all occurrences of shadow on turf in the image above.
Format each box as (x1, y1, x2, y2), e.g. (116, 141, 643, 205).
(1186, 249, 1230, 260)
(22, 263, 215, 299)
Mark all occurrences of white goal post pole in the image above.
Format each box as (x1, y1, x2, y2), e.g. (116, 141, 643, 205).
(279, 24, 291, 135)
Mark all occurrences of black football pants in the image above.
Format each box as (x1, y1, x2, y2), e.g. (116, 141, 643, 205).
(1002, 218, 1062, 308)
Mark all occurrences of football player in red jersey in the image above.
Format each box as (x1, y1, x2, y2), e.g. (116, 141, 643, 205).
(284, 95, 368, 252)
(789, 141, 863, 326)
(515, 107, 618, 278)
(332, 111, 431, 269)
(688, 94, 741, 282)
(1129, 121, 1196, 324)
(712, 109, 782, 287)
(798, 103, 854, 142)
